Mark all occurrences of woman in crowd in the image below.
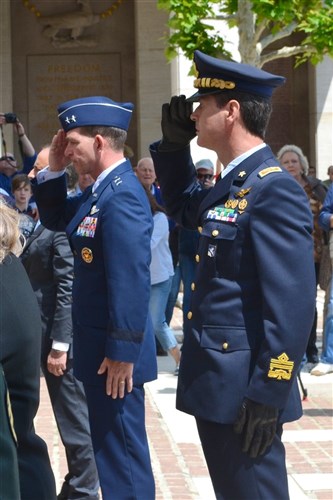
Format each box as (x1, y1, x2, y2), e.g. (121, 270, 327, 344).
(145, 189, 181, 374)
(0, 200, 56, 499)
(277, 144, 327, 365)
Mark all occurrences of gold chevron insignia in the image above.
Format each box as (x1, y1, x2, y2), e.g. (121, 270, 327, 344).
(268, 352, 294, 381)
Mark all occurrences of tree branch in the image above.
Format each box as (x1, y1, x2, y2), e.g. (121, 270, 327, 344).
(260, 44, 317, 66)
(259, 21, 298, 50)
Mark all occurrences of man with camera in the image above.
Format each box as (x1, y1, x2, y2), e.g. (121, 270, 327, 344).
(0, 113, 37, 197)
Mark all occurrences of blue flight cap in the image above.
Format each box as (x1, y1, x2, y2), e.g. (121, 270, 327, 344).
(57, 96, 134, 132)
(187, 50, 285, 101)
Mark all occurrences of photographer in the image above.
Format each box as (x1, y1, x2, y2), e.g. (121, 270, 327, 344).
(0, 113, 37, 196)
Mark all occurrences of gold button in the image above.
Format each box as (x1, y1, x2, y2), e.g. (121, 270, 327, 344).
(198, 226, 202, 233)
(191, 282, 195, 291)
(187, 311, 192, 320)
(222, 342, 228, 350)
(212, 229, 219, 237)
(195, 254, 200, 263)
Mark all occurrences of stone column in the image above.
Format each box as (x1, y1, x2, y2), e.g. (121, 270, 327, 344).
(310, 56, 333, 179)
(134, 1, 171, 158)
(0, 0, 14, 154)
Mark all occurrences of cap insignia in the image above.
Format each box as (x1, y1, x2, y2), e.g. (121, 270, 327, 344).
(267, 352, 294, 381)
(194, 77, 236, 91)
(65, 115, 77, 124)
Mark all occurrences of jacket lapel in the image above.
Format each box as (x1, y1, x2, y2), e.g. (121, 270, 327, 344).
(23, 223, 45, 251)
(65, 160, 133, 238)
(198, 146, 275, 216)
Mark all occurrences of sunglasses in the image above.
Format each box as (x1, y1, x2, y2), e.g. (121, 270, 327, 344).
(197, 173, 213, 180)
(0, 155, 15, 162)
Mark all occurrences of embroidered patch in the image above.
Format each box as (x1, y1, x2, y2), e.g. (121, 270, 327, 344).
(258, 166, 282, 178)
(77, 216, 98, 238)
(267, 352, 294, 381)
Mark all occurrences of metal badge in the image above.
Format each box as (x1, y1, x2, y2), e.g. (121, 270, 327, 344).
(81, 247, 93, 263)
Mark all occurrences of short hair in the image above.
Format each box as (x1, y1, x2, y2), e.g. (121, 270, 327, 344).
(78, 126, 127, 152)
(214, 91, 272, 139)
(276, 144, 309, 175)
(0, 200, 21, 263)
(11, 174, 32, 192)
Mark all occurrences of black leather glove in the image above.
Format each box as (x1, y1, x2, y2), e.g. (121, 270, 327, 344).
(233, 398, 278, 458)
(159, 95, 196, 151)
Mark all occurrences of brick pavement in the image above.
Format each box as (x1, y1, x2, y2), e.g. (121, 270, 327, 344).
(35, 291, 333, 499)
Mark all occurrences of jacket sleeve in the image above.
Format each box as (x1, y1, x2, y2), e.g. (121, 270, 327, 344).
(102, 187, 153, 363)
(319, 185, 333, 231)
(49, 232, 74, 345)
(245, 175, 316, 408)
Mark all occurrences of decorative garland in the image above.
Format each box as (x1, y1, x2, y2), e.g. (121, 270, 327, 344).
(21, 0, 124, 20)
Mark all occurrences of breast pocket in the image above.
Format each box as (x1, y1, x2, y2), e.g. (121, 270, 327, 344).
(201, 221, 240, 279)
(200, 325, 253, 353)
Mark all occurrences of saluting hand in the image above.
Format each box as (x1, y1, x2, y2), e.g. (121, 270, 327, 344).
(49, 129, 70, 172)
(98, 358, 134, 399)
(159, 95, 196, 151)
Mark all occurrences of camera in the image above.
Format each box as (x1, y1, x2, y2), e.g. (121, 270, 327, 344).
(4, 112, 18, 124)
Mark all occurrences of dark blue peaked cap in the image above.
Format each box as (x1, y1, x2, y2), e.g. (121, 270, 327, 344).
(187, 50, 285, 101)
(57, 96, 134, 132)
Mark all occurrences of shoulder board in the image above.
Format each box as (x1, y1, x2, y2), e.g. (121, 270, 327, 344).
(258, 166, 282, 178)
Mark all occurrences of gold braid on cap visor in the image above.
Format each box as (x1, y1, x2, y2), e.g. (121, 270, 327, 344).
(193, 77, 236, 90)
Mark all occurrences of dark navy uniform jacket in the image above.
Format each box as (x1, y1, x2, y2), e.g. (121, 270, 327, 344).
(150, 143, 316, 424)
(33, 160, 157, 387)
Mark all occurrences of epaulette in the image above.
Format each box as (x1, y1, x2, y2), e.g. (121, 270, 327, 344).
(258, 166, 282, 178)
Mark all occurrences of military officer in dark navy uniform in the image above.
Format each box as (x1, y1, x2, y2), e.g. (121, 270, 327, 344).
(150, 51, 316, 499)
(33, 96, 157, 499)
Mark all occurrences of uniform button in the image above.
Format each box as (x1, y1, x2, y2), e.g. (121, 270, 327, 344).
(195, 254, 200, 262)
(191, 282, 195, 291)
(222, 342, 228, 350)
(187, 311, 193, 320)
(198, 226, 202, 233)
(212, 229, 219, 237)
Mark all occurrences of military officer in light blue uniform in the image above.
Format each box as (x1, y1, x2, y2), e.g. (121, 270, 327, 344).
(33, 96, 157, 499)
(150, 51, 316, 499)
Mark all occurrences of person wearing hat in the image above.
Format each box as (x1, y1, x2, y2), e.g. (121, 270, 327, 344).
(195, 158, 215, 189)
(150, 50, 316, 499)
(33, 96, 157, 499)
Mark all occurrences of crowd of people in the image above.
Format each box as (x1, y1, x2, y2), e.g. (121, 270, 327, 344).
(0, 48, 332, 500)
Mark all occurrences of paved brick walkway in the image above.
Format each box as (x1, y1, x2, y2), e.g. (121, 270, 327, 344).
(35, 291, 333, 499)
